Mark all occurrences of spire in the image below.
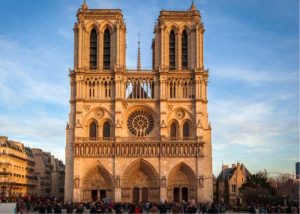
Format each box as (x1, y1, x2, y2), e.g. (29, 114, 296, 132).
(189, 1, 196, 11)
(81, 0, 88, 11)
(137, 31, 141, 70)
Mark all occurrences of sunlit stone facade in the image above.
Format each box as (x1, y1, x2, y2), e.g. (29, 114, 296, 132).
(65, 2, 213, 203)
(0, 136, 37, 197)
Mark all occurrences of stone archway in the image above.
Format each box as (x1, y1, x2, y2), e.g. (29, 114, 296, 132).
(121, 159, 159, 203)
(167, 162, 197, 202)
(83, 165, 114, 201)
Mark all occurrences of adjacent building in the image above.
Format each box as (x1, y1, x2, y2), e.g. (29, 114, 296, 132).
(0, 136, 37, 198)
(0, 136, 65, 198)
(51, 156, 65, 199)
(216, 163, 250, 206)
(32, 149, 52, 197)
(65, 2, 213, 203)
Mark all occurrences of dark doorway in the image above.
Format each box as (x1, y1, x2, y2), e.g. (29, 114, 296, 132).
(100, 190, 106, 200)
(182, 187, 188, 202)
(91, 190, 97, 201)
(141, 187, 148, 202)
(133, 187, 140, 204)
(173, 187, 180, 202)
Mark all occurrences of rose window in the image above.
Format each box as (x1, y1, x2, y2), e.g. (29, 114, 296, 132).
(127, 110, 154, 136)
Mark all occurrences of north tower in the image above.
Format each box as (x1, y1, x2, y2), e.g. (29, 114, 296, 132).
(65, 1, 213, 203)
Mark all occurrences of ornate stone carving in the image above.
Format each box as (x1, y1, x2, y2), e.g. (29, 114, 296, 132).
(160, 176, 166, 187)
(115, 176, 121, 188)
(161, 120, 167, 128)
(176, 109, 185, 120)
(74, 177, 80, 188)
(127, 110, 154, 136)
(83, 105, 91, 112)
(198, 176, 204, 188)
(75, 119, 83, 128)
(167, 105, 173, 111)
(96, 109, 104, 119)
(115, 119, 122, 128)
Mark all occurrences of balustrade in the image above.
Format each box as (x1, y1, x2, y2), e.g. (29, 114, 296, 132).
(73, 137, 205, 157)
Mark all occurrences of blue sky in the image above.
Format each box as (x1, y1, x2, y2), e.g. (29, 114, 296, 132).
(0, 0, 298, 176)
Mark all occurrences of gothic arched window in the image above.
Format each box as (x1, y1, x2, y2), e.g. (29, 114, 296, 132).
(103, 29, 110, 69)
(170, 122, 178, 139)
(90, 29, 97, 69)
(169, 30, 176, 70)
(183, 121, 190, 139)
(103, 121, 111, 138)
(182, 30, 188, 69)
(89, 121, 97, 138)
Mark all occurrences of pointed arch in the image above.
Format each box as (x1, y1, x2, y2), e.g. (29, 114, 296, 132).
(167, 162, 197, 187)
(103, 28, 111, 69)
(122, 159, 159, 188)
(169, 30, 176, 70)
(90, 28, 98, 69)
(170, 120, 179, 139)
(89, 120, 97, 138)
(103, 120, 111, 138)
(83, 164, 114, 201)
(182, 30, 188, 69)
(183, 120, 191, 139)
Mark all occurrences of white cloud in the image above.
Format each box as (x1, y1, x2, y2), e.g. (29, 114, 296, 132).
(211, 66, 298, 85)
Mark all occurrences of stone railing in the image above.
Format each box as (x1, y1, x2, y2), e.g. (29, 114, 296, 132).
(73, 137, 205, 157)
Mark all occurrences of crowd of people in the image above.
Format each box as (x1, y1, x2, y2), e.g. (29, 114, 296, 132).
(1, 196, 299, 213)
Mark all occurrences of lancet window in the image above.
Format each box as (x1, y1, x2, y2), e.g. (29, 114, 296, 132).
(183, 121, 190, 138)
(182, 30, 188, 69)
(103, 29, 110, 69)
(89, 121, 97, 138)
(170, 122, 178, 139)
(169, 30, 176, 70)
(90, 29, 97, 69)
(103, 121, 111, 138)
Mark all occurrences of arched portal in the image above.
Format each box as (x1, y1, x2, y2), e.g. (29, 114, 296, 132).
(83, 165, 114, 201)
(167, 162, 197, 202)
(121, 159, 159, 203)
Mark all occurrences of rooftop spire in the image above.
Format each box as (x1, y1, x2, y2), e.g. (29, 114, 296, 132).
(81, 0, 88, 11)
(137, 31, 141, 70)
(189, 1, 196, 11)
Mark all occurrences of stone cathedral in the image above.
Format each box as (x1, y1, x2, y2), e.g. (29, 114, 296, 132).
(65, 1, 213, 203)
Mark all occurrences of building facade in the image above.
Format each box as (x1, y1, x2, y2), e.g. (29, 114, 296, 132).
(0, 136, 37, 198)
(32, 149, 52, 197)
(216, 163, 250, 206)
(51, 156, 65, 198)
(65, 2, 213, 203)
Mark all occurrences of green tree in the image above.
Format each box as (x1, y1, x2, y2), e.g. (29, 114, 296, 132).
(239, 172, 277, 205)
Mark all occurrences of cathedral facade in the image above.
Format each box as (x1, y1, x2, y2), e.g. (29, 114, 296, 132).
(65, 2, 213, 203)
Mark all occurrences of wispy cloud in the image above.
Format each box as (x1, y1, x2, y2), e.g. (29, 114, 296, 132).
(211, 66, 298, 85)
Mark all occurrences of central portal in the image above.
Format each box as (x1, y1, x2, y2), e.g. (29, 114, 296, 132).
(122, 159, 160, 203)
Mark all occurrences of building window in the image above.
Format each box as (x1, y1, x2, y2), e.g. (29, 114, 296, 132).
(182, 30, 188, 69)
(103, 29, 110, 69)
(183, 122, 190, 138)
(90, 29, 98, 69)
(232, 185, 236, 193)
(170, 82, 176, 98)
(169, 30, 176, 70)
(103, 121, 111, 139)
(170, 122, 178, 139)
(89, 121, 97, 138)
